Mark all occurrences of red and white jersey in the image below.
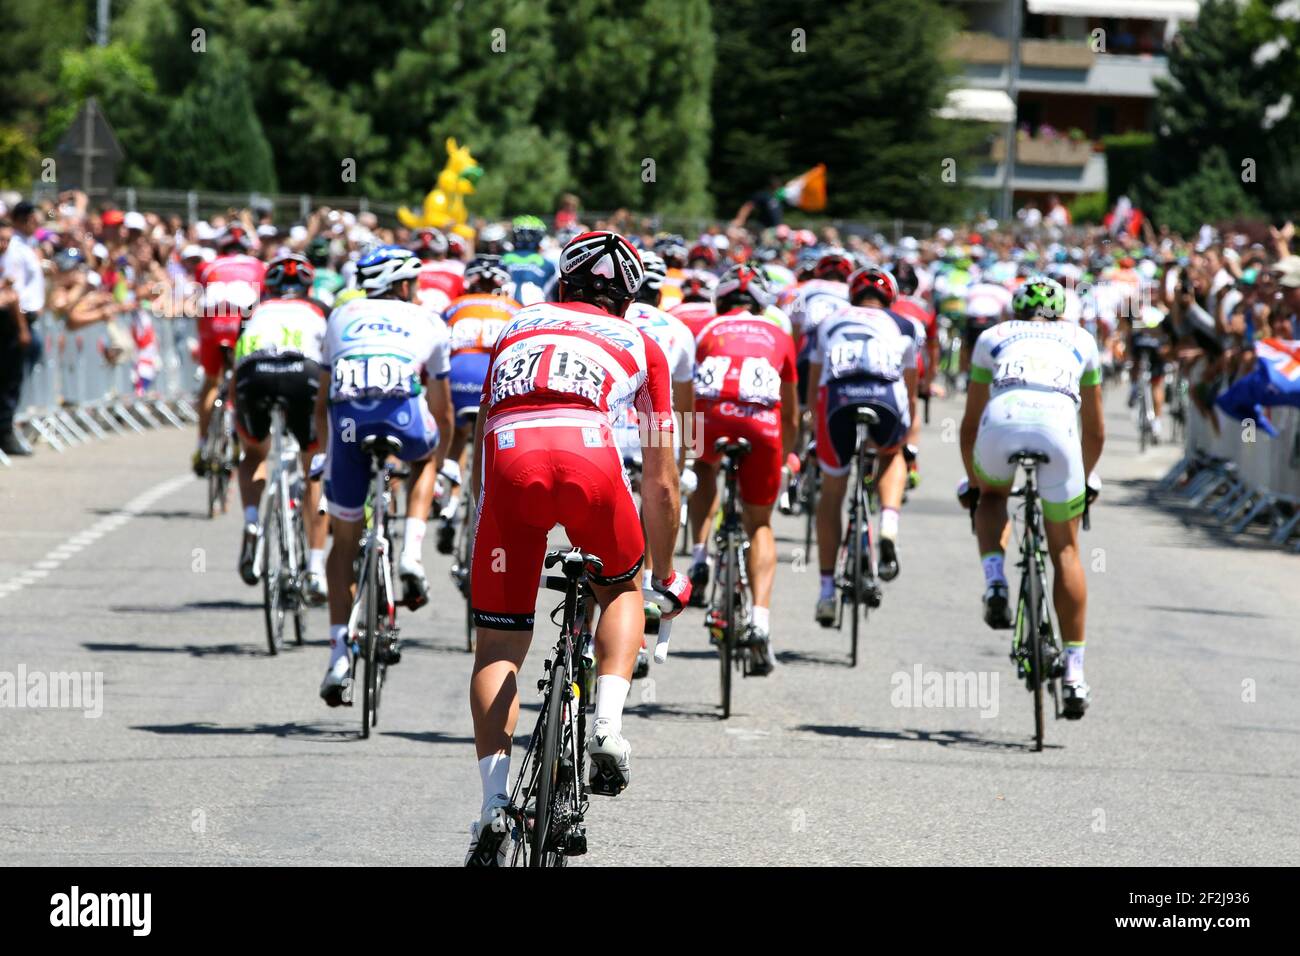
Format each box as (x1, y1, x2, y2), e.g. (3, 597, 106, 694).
(198, 254, 265, 320)
(482, 301, 674, 433)
(669, 300, 716, 339)
(693, 307, 797, 409)
(417, 262, 465, 314)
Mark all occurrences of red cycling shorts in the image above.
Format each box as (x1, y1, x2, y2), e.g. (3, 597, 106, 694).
(471, 409, 645, 631)
(198, 312, 243, 378)
(695, 397, 783, 507)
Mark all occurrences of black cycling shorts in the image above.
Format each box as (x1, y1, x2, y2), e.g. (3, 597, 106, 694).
(962, 316, 997, 349)
(234, 355, 322, 449)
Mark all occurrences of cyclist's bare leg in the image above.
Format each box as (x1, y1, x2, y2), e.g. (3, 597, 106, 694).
(325, 518, 364, 627)
(299, 448, 328, 550)
(815, 471, 849, 573)
(196, 374, 218, 447)
(591, 576, 642, 679)
(236, 437, 269, 517)
(688, 459, 720, 551)
(973, 483, 1011, 558)
(405, 455, 436, 522)
(1043, 515, 1086, 647)
(876, 447, 905, 510)
(740, 502, 776, 609)
(470, 629, 531, 759)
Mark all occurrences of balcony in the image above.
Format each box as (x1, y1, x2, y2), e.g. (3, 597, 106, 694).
(968, 133, 1107, 194)
(949, 32, 1169, 97)
(991, 135, 1096, 167)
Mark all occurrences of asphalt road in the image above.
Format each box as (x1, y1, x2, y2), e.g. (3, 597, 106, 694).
(2, 386, 1298, 866)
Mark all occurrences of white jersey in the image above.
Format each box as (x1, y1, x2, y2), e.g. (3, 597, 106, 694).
(235, 298, 327, 366)
(323, 296, 451, 402)
(624, 302, 695, 385)
(809, 305, 918, 385)
(965, 282, 1012, 319)
(786, 279, 848, 338)
(970, 319, 1101, 407)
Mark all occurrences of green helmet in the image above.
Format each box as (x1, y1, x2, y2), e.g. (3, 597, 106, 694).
(1013, 274, 1066, 319)
(511, 214, 546, 250)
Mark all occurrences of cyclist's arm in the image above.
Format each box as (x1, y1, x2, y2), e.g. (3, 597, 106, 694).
(313, 368, 330, 461)
(1080, 384, 1104, 476)
(780, 378, 799, 457)
(425, 376, 454, 471)
(960, 380, 989, 484)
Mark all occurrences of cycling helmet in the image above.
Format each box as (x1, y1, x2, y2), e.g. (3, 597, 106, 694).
(215, 225, 253, 254)
(264, 253, 316, 297)
(557, 230, 644, 306)
(848, 266, 899, 307)
(479, 223, 510, 255)
(358, 245, 424, 296)
(1012, 274, 1066, 319)
(413, 229, 448, 260)
(447, 231, 470, 260)
(813, 248, 854, 282)
(688, 242, 719, 268)
(714, 263, 772, 313)
(680, 274, 713, 303)
(306, 236, 332, 267)
(655, 234, 688, 269)
(892, 260, 919, 297)
(795, 249, 821, 281)
(637, 250, 667, 304)
(512, 214, 546, 250)
(463, 255, 511, 295)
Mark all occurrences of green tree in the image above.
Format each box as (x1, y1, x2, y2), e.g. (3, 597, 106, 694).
(710, 0, 976, 221)
(1154, 147, 1260, 236)
(156, 48, 278, 192)
(0, 0, 90, 131)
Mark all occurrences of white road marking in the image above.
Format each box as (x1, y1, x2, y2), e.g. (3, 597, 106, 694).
(0, 473, 191, 601)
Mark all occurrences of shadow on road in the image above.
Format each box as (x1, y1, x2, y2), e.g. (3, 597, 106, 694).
(89, 508, 205, 520)
(83, 641, 263, 658)
(630, 700, 719, 722)
(132, 720, 356, 741)
(796, 723, 1052, 753)
(109, 600, 263, 613)
(777, 649, 852, 668)
(1146, 604, 1268, 619)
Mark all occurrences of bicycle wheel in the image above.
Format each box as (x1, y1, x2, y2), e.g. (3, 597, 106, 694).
(460, 510, 474, 653)
(718, 542, 734, 720)
(361, 544, 380, 739)
(262, 486, 286, 655)
(291, 496, 307, 646)
(205, 406, 224, 520)
(848, 508, 862, 669)
(531, 659, 568, 867)
(1025, 553, 1046, 752)
(801, 460, 818, 557)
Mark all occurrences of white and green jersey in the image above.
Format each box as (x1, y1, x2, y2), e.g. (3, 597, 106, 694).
(234, 297, 327, 366)
(970, 320, 1101, 407)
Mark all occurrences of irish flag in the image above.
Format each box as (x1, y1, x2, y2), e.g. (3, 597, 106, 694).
(782, 164, 827, 212)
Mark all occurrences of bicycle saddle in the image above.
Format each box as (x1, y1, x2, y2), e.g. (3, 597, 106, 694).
(361, 434, 404, 459)
(1009, 450, 1050, 465)
(714, 436, 752, 457)
(855, 407, 880, 425)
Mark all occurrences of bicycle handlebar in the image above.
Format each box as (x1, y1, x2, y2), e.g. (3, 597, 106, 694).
(642, 588, 675, 664)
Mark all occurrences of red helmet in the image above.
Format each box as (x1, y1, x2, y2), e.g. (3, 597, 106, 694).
(848, 266, 899, 307)
(447, 232, 470, 260)
(264, 253, 315, 296)
(688, 242, 718, 266)
(215, 225, 253, 254)
(813, 249, 854, 282)
(413, 229, 448, 260)
(680, 274, 713, 303)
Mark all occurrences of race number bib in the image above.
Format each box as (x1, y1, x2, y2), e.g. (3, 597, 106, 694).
(736, 357, 782, 405)
(829, 338, 900, 381)
(993, 355, 1077, 397)
(694, 355, 731, 400)
(331, 355, 416, 400)
(490, 344, 606, 405)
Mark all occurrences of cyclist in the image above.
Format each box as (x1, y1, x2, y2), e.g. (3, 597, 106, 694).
(655, 235, 690, 309)
(890, 260, 939, 485)
(316, 246, 454, 706)
(434, 256, 521, 554)
(231, 253, 330, 602)
(466, 231, 689, 857)
(959, 275, 1105, 719)
(1124, 302, 1171, 442)
(668, 273, 717, 337)
(686, 263, 798, 674)
(306, 237, 344, 308)
(193, 226, 265, 476)
(961, 276, 1012, 380)
(809, 267, 919, 625)
(413, 228, 464, 314)
(787, 249, 853, 408)
(501, 215, 556, 305)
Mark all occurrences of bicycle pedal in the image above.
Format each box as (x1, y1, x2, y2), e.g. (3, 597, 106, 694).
(588, 771, 623, 798)
(562, 824, 588, 856)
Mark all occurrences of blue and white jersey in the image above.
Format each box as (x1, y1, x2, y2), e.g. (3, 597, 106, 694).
(502, 251, 558, 306)
(809, 305, 918, 386)
(322, 296, 451, 402)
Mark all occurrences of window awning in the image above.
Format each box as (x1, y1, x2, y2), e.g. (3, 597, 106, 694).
(1026, 0, 1199, 19)
(938, 88, 1017, 124)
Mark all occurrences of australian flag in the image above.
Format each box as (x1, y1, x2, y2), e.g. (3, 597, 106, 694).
(1215, 339, 1300, 437)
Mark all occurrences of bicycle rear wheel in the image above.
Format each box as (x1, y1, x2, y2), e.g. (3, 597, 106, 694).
(361, 546, 380, 739)
(291, 496, 307, 646)
(1026, 559, 1046, 752)
(719, 544, 734, 720)
(849, 511, 862, 668)
(531, 660, 568, 867)
(262, 487, 285, 655)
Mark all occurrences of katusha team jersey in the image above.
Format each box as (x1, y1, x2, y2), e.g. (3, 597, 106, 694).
(482, 301, 674, 431)
(442, 293, 520, 356)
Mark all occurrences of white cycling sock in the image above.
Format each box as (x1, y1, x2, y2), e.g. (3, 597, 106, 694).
(819, 573, 835, 601)
(642, 568, 653, 592)
(981, 552, 1006, 586)
(1064, 643, 1085, 683)
(594, 676, 631, 734)
(479, 753, 510, 811)
(243, 505, 258, 526)
(691, 543, 707, 566)
(308, 549, 326, 577)
(328, 625, 349, 670)
(880, 507, 900, 540)
(752, 605, 770, 634)
(402, 517, 427, 563)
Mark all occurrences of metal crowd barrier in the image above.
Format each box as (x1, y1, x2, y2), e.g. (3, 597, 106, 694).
(1159, 361, 1300, 552)
(5, 310, 201, 467)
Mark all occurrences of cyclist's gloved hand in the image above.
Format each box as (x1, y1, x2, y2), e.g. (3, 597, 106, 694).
(785, 452, 801, 475)
(651, 570, 691, 620)
(309, 453, 327, 480)
(679, 466, 698, 497)
(903, 443, 919, 464)
(440, 459, 462, 486)
(1085, 471, 1102, 505)
(956, 478, 979, 511)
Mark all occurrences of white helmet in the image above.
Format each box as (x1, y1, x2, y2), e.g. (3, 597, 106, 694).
(358, 245, 424, 296)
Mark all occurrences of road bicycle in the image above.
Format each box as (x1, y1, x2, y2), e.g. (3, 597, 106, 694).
(257, 398, 308, 654)
(345, 434, 404, 739)
(705, 436, 755, 719)
(1134, 351, 1157, 453)
(448, 410, 477, 653)
(205, 348, 239, 519)
(832, 407, 883, 668)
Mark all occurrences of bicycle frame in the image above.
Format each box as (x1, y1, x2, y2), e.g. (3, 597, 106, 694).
(708, 442, 751, 719)
(347, 452, 398, 737)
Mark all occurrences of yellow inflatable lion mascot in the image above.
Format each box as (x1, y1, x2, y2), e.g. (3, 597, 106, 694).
(398, 137, 483, 240)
